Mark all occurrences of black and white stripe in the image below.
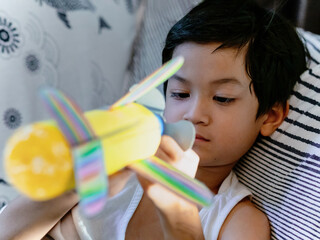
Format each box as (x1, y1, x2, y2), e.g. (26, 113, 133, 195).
(298, 28, 320, 68)
(235, 30, 320, 240)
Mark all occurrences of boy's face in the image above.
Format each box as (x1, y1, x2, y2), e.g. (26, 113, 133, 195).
(164, 42, 268, 167)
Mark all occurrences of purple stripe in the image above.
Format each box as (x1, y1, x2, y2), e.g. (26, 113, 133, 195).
(53, 93, 89, 142)
(78, 160, 101, 180)
(82, 197, 106, 217)
(41, 98, 75, 143)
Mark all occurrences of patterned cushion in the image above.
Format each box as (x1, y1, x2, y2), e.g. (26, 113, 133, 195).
(234, 29, 320, 239)
(0, 0, 145, 207)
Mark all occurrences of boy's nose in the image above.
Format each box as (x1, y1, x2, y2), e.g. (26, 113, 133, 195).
(183, 98, 210, 125)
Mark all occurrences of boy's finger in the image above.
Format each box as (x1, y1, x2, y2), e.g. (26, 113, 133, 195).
(156, 135, 200, 178)
(156, 135, 184, 163)
(173, 149, 199, 178)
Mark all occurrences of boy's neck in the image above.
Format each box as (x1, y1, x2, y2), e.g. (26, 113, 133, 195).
(195, 162, 237, 194)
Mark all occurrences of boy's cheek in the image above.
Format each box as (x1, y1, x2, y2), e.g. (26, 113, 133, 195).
(163, 108, 182, 122)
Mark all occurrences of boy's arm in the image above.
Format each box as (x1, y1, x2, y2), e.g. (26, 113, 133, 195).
(0, 190, 78, 240)
(218, 199, 270, 240)
(146, 184, 204, 240)
(0, 169, 133, 240)
(138, 135, 205, 240)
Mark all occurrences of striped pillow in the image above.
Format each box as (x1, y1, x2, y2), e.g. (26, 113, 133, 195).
(234, 30, 320, 240)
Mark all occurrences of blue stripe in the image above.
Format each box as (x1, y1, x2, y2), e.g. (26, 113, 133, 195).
(265, 136, 320, 163)
(289, 105, 320, 122)
(298, 78, 320, 93)
(237, 173, 317, 240)
(236, 167, 319, 239)
(309, 68, 320, 79)
(275, 128, 320, 148)
(249, 145, 320, 185)
(236, 165, 320, 237)
(245, 144, 320, 191)
(243, 152, 320, 204)
(284, 117, 320, 135)
(305, 37, 320, 54)
(309, 55, 320, 65)
(246, 150, 320, 198)
(292, 91, 320, 107)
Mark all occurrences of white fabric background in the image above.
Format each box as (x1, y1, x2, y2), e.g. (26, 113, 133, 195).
(0, 0, 146, 204)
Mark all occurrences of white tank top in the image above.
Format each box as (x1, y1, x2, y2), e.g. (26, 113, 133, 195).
(73, 170, 251, 240)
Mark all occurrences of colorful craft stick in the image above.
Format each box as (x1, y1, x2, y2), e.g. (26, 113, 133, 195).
(130, 156, 213, 206)
(111, 56, 184, 108)
(39, 88, 95, 146)
(73, 140, 108, 217)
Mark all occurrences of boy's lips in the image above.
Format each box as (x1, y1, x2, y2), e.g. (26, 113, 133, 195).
(195, 134, 210, 142)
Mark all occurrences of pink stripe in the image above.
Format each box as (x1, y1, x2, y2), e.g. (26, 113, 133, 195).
(78, 161, 100, 179)
(84, 198, 106, 216)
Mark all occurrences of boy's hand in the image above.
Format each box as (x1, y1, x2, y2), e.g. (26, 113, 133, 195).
(137, 135, 205, 240)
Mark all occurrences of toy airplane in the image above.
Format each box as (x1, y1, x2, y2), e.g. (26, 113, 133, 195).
(4, 57, 214, 217)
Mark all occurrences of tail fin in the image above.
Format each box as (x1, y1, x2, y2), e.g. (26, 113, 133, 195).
(163, 120, 195, 151)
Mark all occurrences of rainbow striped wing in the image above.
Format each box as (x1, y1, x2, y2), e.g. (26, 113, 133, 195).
(39, 88, 95, 146)
(111, 56, 184, 109)
(73, 140, 108, 217)
(39, 88, 108, 217)
(129, 156, 214, 207)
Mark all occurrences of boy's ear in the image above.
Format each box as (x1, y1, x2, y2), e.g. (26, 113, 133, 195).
(260, 102, 289, 136)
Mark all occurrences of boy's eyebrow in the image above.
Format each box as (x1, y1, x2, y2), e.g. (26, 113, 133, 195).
(210, 78, 244, 87)
(170, 74, 189, 84)
(170, 74, 244, 87)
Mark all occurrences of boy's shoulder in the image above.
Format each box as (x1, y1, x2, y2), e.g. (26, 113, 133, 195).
(218, 198, 270, 240)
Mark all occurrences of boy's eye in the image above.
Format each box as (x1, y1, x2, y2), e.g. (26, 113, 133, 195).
(213, 96, 235, 104)
(170, 92, 190, 99)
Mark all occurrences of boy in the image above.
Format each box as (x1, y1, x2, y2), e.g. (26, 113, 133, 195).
(157, 0, 307, 238)
(0, 0, 307, 239)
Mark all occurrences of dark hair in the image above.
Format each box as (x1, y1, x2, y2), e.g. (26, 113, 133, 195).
(162, 0, 308, 117)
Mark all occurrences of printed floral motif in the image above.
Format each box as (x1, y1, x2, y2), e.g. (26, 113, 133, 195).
(23, 13, 60, 86)
(0, 14, 22, 58)
(25, 53, 41, 72)
(3, 108, 22, 129)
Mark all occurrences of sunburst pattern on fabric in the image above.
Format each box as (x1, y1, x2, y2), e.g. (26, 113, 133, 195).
(3, 108, 22, 129)
(0, 15, 21, 57)
(25, 53, 41, 72)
